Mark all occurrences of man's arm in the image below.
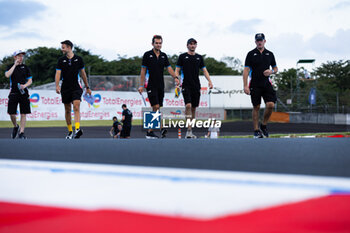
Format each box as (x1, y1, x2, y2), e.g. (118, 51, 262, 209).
(263, 53, 278, 77)
(243, 67, 250, 95)
(80, 69, 92, 95)
(175, 67, 181, 77)
(263, 66, 278, 77)
(138, 67, 146, 93)
(202, 68, 213, 89)
(167, 66, 180, 86)
(55, 70, 61, 94)
(5, 59, 20, 78)
(20, 78, 32, 90)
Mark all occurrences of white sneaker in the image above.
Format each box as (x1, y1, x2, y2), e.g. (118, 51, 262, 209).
(186, 130, 192, 138)
(66, 131, 73, 139)
(186, 130, 197, 139)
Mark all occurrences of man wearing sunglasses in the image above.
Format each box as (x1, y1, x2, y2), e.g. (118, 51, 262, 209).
(243, 33, 278, 138)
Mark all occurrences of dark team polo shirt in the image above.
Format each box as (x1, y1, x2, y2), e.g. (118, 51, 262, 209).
(56, 55, 85, 91)
(122, 109, 133, 126)
(141, 50, 170, 89)
(6, 64, 32, 94)
(244, 48, 277, 88)
(176, 53, 205, 90)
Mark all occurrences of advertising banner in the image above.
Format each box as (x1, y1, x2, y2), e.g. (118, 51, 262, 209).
(0, 89, 209, 121)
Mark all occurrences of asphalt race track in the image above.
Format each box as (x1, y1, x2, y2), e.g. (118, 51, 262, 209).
(0, 138, 349, 177)
(0, 121, 349, 177)
(1, 122, 349, 177)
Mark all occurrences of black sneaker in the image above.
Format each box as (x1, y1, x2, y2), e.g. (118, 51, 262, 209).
(260, 124, 269, 138)
(161, 129, 168, 138)
(146, 131, 159, 139)
(18, 133, 27, 139)
(74, 129, 83, 139)
(66, 131, 73, 139)
(253, 130, 263, 138)
(12, 124, 19, 139)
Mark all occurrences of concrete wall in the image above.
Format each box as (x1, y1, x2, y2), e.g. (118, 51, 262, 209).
(289, 113, 350, 125)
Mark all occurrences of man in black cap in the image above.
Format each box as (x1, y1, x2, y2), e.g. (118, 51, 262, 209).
(138, 35, 180, 139)
(243, 33, 278, 138)
(175, 38, 213, 138)
(5, 50, 33, 139)
(55, 40, 92, 139)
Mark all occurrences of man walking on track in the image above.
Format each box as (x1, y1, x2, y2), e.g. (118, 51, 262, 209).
(55, 40, 92, 139)
(5, 50, 33, 139)
(138, 35, 180, 139)
(121, 104, 132, 138)
(243, 33, 278, 138)
(175, 38, 213, 139)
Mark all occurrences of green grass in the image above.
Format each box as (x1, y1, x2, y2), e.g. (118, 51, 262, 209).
(0, 119, 142, 128)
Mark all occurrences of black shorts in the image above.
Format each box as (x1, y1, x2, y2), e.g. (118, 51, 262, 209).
(7, 92, 31, 115)
(61, 88, 83, 104)
(121, 125, 131, 138)
(250, 84, 276, 106)
(147, 88, 164, 107)
(182, 87, 201, 108)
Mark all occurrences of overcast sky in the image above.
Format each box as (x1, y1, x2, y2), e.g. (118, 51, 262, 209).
(0, 0, 349, 71)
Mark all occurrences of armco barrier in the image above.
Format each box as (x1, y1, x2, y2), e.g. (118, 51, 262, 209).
(289, 113, 350, 125)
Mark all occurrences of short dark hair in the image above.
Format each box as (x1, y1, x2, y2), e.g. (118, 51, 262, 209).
(61, 40, 73, 49)
(122, 104, 127, 108)
(113, 116, 117, 120)
(152, 35, 162, 44)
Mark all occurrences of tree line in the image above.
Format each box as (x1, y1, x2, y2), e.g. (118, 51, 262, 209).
(0, 46, 243, 87)
(274, 60, 350, 113)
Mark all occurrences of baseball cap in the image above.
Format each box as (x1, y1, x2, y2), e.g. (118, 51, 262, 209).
(187, 38, 197, 45)
(255, 33, 265, 41)
(13, 50, 26, 57)
(61, 40, 73, 48)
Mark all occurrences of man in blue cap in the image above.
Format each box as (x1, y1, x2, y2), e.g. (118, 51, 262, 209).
(243, 33, 278, 138)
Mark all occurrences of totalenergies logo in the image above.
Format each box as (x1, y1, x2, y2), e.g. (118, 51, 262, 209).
(29, 93, 40, 108)
(84, 93, 102, 108)
(92, 94, 101, 108)
(170, 110, 182, 116)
